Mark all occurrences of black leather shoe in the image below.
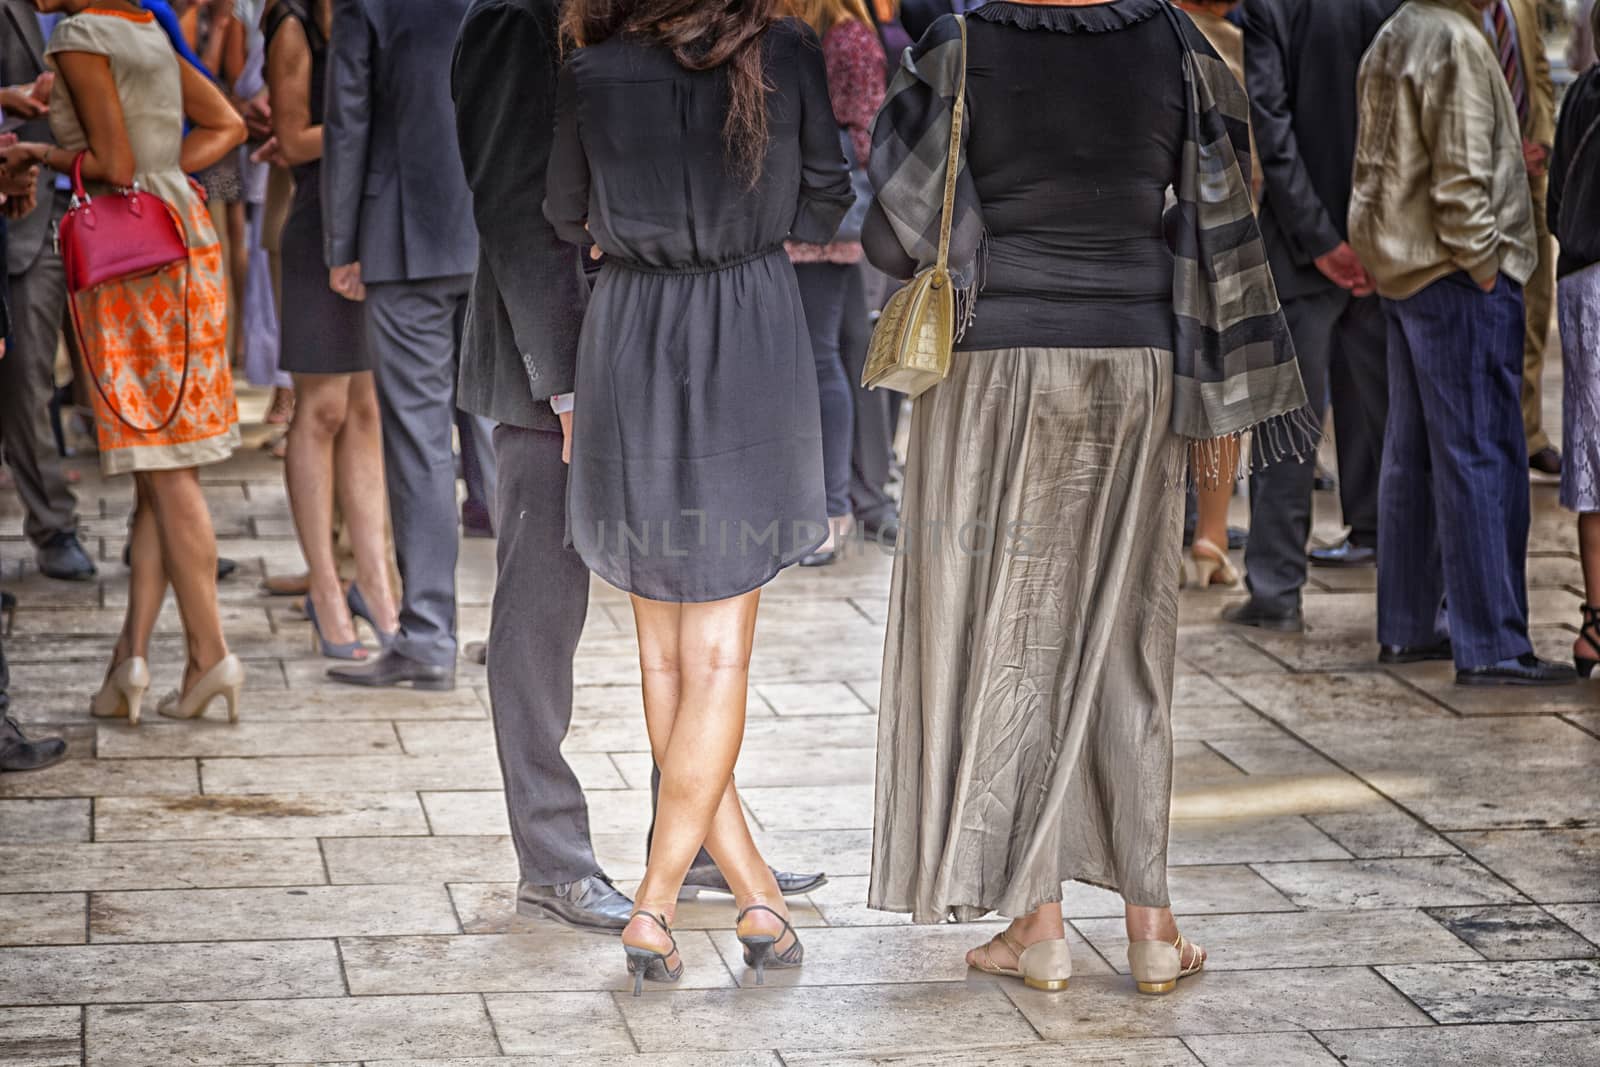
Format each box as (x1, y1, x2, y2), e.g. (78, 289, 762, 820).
(1309, 539, 1377, 569)
(857, 512, 901, 546)
(1313, 465, 1337, 492)
(1529, 447, 1562, 476)
(122, 542, 235, 581)
(216, 557, 238, 582)
(1457, 654, 1577, 687)
(798, 548, 838, 568)
(0, 716, 68, 772)
(37, 532, 95, 581)
(327, 648, 455, 690)
(517, 874, 634, 933)
(1221, 600, 1304, 633)
(679, 865, 828, 900)
(1379, 638, 1453, 664)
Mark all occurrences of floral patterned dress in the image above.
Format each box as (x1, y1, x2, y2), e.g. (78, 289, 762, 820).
(47, 8, 239, 475)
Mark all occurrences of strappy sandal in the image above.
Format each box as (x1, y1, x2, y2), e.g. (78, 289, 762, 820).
(968, 929, 1072, 993)
(1577, 604, 1599, 679)
(1128, 932, 1206, 995)
(736, 904, 804, 986)
(622, 911, 684, 997)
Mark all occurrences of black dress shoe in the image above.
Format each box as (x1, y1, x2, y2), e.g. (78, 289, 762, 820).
(216, 557, 238, 582)
(1313, 465, 1337, 492)
(1529, 447, 1562, 476)
(517, 874, 634, 933)
(37, 531, 95, 581)
(0, 716, 68, 772)
(1221, 600, 1304, 633)
(679, 865, 828, 899)
(1309, 539, 1377, 568)
(327, 648, 455, 690)
(857, 512, 901, 546)
(1378, 638, 1453, 664)
(1226, 526, 1249, 552)
(798, 547, 838, 568)
(1457, 654, 1578, 687)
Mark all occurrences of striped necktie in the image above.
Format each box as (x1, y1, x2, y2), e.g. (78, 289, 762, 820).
(1493, 1, 1531, 131)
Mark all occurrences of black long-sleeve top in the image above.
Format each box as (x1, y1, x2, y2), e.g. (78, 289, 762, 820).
(1551, 65, 1600, 277)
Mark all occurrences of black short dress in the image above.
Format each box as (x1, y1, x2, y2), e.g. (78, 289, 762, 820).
(544, 19, 853, 602)
(265, 1, 371, 375)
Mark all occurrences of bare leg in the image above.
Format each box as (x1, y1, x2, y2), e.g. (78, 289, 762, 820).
(333, 371, 399, 633)
(1577, 512, 1599, 662)
(1190, 438, 1241, 583)
(286, 373, 360, 650)
(623, 591, 787, 957)
(111, 477, 169, 670)
(143, 468, 229, 693)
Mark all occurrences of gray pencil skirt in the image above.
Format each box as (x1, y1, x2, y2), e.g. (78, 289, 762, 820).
(869, 346, 1187, 923)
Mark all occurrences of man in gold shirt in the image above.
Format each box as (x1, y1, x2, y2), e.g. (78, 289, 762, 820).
(1349, 0, 1575, 686)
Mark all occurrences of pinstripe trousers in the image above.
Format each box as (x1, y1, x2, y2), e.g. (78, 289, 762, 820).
(1378, 273, 1534, 670)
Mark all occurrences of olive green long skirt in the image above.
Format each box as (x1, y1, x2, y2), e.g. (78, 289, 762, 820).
(869, 346, 1186, 924)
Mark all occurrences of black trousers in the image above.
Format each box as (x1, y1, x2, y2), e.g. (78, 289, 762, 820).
(845, 264, 901, 525)
(1244, 287, 1388, 612)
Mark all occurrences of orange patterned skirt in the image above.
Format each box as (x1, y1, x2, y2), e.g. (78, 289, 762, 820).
(72, 192, 240, 475)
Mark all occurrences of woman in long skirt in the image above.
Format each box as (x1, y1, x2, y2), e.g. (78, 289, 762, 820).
(864, 0, 1311, 994)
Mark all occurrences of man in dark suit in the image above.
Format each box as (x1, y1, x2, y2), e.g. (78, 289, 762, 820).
(324, 0, 491, 690)
(451, 0, 823, 932)
(1224, 0, 1401, 633)
(0, 1, 93, 583)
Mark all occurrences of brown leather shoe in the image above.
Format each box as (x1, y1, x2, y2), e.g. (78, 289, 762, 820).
(1529, 447, 1562, 475)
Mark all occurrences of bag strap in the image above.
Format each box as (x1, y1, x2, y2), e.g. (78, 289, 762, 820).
(933, 15, 968, 275)
(70, 150, 87, 202)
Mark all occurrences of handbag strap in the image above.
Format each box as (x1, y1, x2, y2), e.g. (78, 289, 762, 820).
(71, 150, 87, 202)
(66, 255, 193, 436)
(933, 15, 968, 275)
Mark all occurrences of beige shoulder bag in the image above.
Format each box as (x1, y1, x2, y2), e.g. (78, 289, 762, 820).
(860, 15, 968, 398)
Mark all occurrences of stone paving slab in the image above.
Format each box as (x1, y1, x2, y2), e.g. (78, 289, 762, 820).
(1, 388, 1595, 1063)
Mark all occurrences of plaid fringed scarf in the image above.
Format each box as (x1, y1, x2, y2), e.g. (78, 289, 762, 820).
(867, 7, 1317, 468)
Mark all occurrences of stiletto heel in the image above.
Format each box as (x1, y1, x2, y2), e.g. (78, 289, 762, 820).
(1577, 605, 1598, 679)
(305, 596, 368, 661)
(621, 912, 683, 997)
(157, 654, 246, 722)
(1128, 933, 1205, 995)
(968, 929, 1072, 992)
(736, 904, 804, 986)
(90, 657, 151, 727)
(347, 584, 397, 649)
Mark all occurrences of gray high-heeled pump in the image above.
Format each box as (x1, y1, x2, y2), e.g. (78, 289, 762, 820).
(622, 911, 683, 997)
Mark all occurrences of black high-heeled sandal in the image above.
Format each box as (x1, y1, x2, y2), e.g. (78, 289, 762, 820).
(736, 904, 804, 986)
(1578, 604, 1599, 680)
(622, 911, 683, 997)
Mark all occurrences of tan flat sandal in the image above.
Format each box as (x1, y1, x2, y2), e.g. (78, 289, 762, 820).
(968, 929, 1072, 993)
(1127, 932, 1207, 994)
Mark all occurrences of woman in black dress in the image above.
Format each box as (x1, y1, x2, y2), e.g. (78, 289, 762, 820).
(262, 0, 399, 659)
(546, 0, 851, 990)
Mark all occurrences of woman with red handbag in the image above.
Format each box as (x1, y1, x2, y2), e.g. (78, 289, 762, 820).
(14, 0, 247, 725)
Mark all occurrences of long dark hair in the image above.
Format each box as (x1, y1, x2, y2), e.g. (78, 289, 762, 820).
(561, 0, 779, 180)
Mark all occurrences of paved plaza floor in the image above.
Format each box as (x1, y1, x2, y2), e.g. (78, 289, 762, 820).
(0, 392, 1596, 1066)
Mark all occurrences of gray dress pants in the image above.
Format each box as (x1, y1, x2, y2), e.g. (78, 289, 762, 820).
(1245, 287, 1388, 613)
(0, 193, 78, 547)
(488, 423, 601, 885)
(365, 275, 484, 668)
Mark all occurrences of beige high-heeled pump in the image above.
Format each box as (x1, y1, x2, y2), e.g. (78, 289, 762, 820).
(969, 930, 1072, 993)
(1181, 538, 1240, 589)
(156, 654, 245, 723)
(91, 657, 151, 726)
(1128, 933, 1206, 994)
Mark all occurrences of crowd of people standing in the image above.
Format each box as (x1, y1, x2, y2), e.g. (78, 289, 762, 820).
(0, 0, 1596, 1001)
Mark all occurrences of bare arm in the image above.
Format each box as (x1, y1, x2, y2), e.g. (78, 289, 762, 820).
(178, 57, 247, 173)
(265, 15, 321, 167)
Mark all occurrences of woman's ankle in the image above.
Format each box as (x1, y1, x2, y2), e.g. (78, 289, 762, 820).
(1124, 904, 1179, 943)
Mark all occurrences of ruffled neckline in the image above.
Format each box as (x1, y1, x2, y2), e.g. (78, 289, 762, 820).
(970, 0, 1167, 33)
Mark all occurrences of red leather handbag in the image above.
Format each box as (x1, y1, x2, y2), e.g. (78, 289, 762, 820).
(58, 151, 193, 433)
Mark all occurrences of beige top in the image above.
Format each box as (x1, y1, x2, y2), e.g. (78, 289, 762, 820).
(45, 7, 206, 244)
(1348, 0, 1537, 300)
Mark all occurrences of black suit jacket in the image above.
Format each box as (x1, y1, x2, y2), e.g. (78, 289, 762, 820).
(323, 0, 478, 283)
(450, 0, 585, 432)
(1243, 0, 1401, 300)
